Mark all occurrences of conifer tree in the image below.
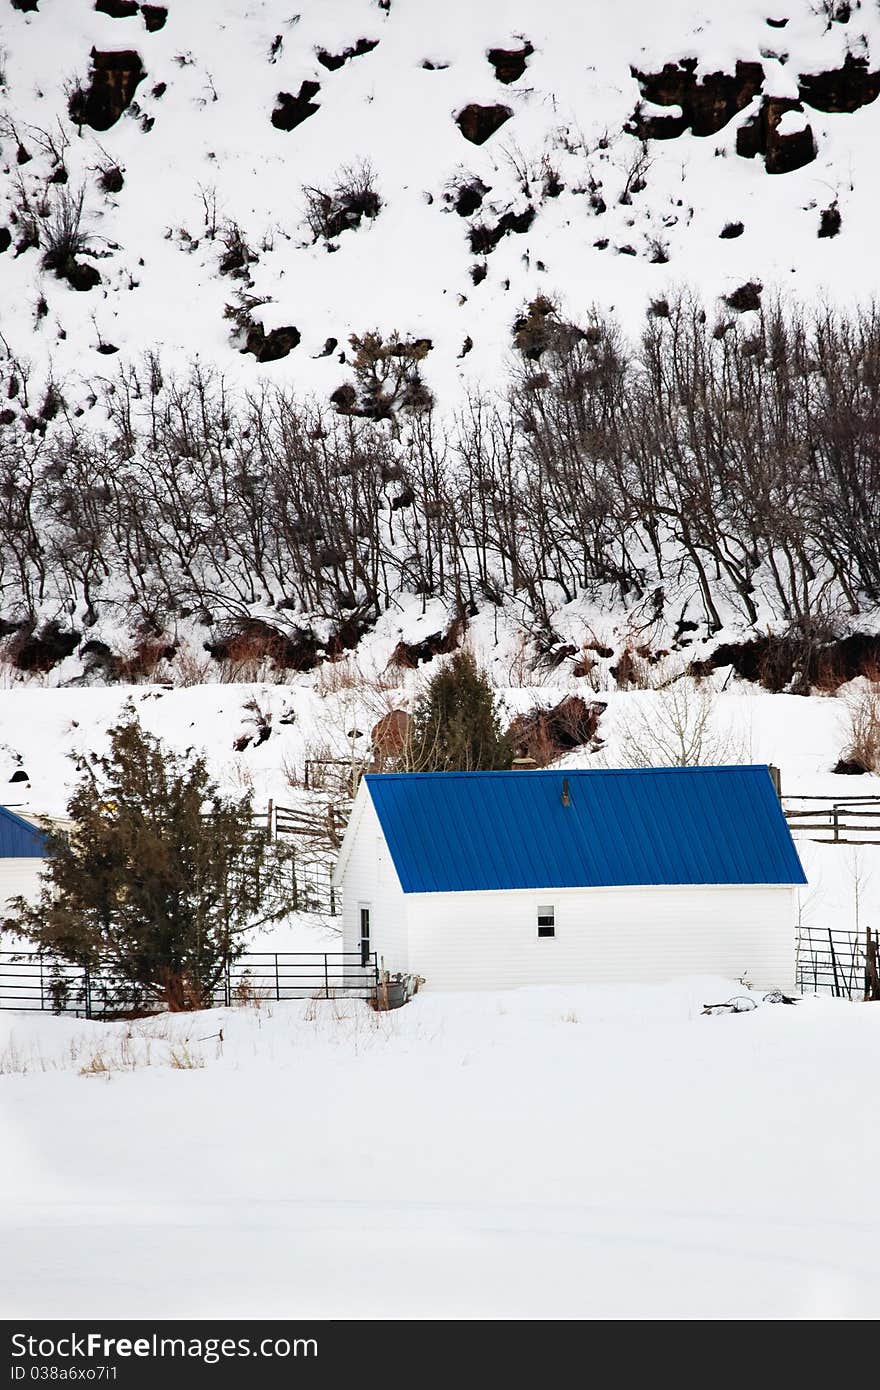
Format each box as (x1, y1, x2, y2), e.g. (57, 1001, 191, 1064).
(406, 650, 512, 771)
(5, 711, 285, 1011)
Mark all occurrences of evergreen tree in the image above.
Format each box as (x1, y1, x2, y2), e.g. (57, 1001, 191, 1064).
(5, 711, 285, 1011)
(407, 650, 512, 771)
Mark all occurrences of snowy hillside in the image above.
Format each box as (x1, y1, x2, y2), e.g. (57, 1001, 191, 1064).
(1, 0, 879, 405)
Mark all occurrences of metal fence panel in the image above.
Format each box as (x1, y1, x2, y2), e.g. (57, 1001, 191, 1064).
(0, 950, 378, 1017)
(796, 926, 870, 999)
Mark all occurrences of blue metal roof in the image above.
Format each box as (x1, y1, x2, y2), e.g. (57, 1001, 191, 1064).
(0, 805, 48, 858)
(365, 766, 806, 893)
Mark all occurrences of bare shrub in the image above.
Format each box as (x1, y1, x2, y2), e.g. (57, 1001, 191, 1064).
(303, 160, 381, 243)
(332, 330, 434, 422)
(115, 637, 175, 683)
(612, 642, 654, 690)
(223, 288, 272, 336)
(218, 219, 257, 278)
(839, 681, 880, 773)
(41, 185, 92, 271)
(174, 648, 214, 687)
(611, 681, 744, 768)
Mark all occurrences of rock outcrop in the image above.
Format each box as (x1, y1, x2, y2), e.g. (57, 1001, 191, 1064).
(456, 103, 513, 145)
(69, 49, 146, 131)
(271, 81, 320, 131)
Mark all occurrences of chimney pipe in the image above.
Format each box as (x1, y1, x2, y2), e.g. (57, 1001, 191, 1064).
(511, 743, 537, 771)
(561, 776, 570, 807)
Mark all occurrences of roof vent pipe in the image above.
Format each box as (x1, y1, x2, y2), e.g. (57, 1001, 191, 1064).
(561, 776, 571, 807)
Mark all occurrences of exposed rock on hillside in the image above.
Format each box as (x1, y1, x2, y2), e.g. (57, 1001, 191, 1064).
(69, 49, 146, 131)
(487, 42, 533, 84)
(456, 103, 513, 145)
(316, 38, 378, 70)
(632, 60, 764, 138)
(272, 81, 321, 130)
(736, 98, 816, 174)
(799, 53, 880, 112)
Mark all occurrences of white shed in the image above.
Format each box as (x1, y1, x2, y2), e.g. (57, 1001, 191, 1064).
(332, 766, 806, 992)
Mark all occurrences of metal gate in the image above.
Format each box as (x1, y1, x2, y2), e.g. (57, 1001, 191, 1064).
(795, 926, 877, 999)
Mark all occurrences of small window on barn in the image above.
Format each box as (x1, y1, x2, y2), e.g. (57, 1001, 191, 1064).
(537, 905, 555, 938)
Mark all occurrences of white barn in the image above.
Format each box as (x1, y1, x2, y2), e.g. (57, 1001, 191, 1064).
(332, 765, 806, 992)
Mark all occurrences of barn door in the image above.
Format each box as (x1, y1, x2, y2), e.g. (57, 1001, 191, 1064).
(359, 905, 371, 968)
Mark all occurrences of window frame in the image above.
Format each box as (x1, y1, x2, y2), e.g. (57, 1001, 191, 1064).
(359, 903, 371, 967)
(537, 903, 556, 939)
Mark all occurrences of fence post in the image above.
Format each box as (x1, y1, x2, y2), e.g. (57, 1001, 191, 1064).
(324, 954, 330, 999)
(39, 951, 44, 1013)
(828, 928, 841, 997)
(833, 806, 839, 843)
(84, 962, 91, 1020)
(275, 952, 280, 1001)
(267, 798, 274, 843)
(224, 958, 231, 1008)
(866, 925, 880, 1002)
(330, 884, 336, 917)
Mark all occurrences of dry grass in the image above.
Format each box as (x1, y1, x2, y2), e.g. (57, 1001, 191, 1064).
(174, 647, 214, 687)
(233, 974, 271, 1009)
(114, 637, 176, 683)
(167, 1042, 205, 1069)
(0, 1037, 32, 1074)
(0, 1015, 217, 1077)
(313, 652, 398, 705)
(503, 632, 539, 688)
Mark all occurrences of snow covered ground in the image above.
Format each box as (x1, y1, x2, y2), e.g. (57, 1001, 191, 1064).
(1, 978, 877, 1319)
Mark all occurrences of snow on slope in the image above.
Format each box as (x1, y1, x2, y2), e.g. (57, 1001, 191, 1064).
(1, 0, 879, 408)
(2, 979, 878, 1318)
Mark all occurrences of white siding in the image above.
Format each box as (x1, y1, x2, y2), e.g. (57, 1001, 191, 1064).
(340, 795, 408, 972)
(0, 858, 44, 916)
(405, 883, 797, 992)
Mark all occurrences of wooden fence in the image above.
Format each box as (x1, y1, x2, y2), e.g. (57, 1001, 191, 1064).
(785, 795, 880, 845)
(246, 800, 343, 915)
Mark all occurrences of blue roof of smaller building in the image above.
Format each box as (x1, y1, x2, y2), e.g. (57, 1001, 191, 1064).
(0, 805, 48, 858)
(364, 765, 806, 894)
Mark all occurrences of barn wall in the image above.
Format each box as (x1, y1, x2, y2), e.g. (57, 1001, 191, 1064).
(0, 858, 45, 915)
(340, 794, 408, 972)
(405, 883, 797, 991)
